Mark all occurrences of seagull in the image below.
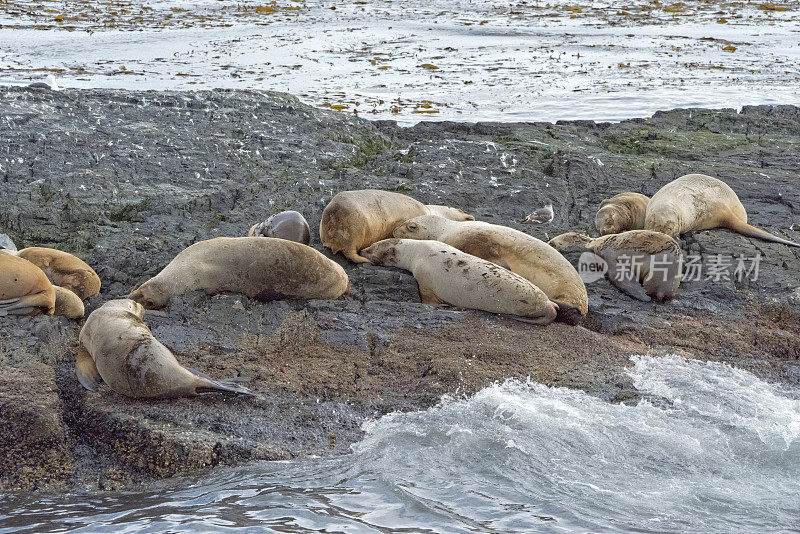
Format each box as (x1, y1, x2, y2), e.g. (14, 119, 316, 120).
(522, 204, 554, 224)
(27, 74, 59, 91)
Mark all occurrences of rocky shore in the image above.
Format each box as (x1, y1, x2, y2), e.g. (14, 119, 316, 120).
(1, 87, 798, 492)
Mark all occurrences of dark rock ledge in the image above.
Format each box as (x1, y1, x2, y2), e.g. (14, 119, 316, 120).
(0, 87, 798, 491)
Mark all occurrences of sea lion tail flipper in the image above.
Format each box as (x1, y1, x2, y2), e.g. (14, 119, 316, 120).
(728, 219, 800, 248)
(196, 377, 255, 396)
(186, 367, 251, 384)
(76, 344, 102, 391)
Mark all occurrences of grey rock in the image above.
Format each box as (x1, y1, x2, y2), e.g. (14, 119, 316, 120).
(1, 86, 798, 491)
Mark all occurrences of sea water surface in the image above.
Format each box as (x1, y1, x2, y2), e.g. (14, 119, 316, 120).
(2, 355, 798, 533)
(1, 0, 799, 123)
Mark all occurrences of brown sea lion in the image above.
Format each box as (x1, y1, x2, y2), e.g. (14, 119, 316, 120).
(320, 189, 475, 263)
(595, 192, 650, 235)
(645, 174, 800, 247)
(77, 299, 252, 398)
(549, 230, 682, 302)
(393, 215, 588, 325)
(16, 247, 101, 299)
(0, 252, 55, 316)
(248, 210, 311, 245)
(129, 237, 349, 309)
(53, 285, 85, 319)
(361, 239, 559, 324)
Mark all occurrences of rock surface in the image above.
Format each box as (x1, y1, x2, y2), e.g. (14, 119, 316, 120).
(1, 87, 798, 491)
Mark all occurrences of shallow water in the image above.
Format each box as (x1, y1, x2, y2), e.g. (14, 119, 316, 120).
(1, 0, 799, 123)
(2, 355, 798, 533)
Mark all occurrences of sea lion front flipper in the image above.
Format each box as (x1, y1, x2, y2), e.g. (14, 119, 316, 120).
(76, 344, 102, 391)
(0, 298, 20, 316)
(418, 284, 444, 305)
(344, 248, 372, 264)
(601, 251, 652, 302)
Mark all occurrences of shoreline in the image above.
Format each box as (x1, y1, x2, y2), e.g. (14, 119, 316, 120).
(1, 86, 798, 492)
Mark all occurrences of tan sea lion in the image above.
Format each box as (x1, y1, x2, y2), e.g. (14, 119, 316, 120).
(595, 192, 650, 235)
(53, 285, 85, 319)
(393, 215, 588, 325)
(0, 252, 55, 316)
(76, 299, 252, 398)
(16, 247, 101, 299)
(248, 210, 311, 245)
(549, 230, 682, 302)
(645, 174, 800, 247)
(320, 189, 475, 263)
(361, 239, 559, 324)
(129, 237, 349, 309)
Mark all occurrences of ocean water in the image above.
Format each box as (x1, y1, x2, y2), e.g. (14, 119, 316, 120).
(2, 355, 798, 533)
(1, 0, 799, 123)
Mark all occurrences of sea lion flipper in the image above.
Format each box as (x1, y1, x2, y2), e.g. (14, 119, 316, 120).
(602, 251, 652, 302)
(345, 249, 372, 263)
(195, 377, 254, 396)
(76, 344, 102, 391)
(727, 219, 800, 248)
(418, 283, 443, 305)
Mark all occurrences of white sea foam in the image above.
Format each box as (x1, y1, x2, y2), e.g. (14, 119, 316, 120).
(2, 355, 797, 533)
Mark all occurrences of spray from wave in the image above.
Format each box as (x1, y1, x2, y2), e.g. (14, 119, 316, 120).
(2, 355, 798, 533)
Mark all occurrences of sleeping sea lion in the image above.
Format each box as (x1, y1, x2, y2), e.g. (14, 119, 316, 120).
(16, 247, 101, 299)
(645, 174, 800, 247)
(393, 215, 588, 324)
(595, 192, 650, 235)
(0, 252, 55, 316)
(320, 189, 474, 263)
(248, 210, 311, 245)
(549, 230, 682, 302)
(360, 239, 559, 324)
(77, 299, 252, 398)
(129, 237, 349, 309)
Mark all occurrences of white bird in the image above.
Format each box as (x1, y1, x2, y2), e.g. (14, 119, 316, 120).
(522, 204, 554, 224)
(28, 74, 59, 91)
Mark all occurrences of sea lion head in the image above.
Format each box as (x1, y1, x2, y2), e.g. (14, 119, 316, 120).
(595, 204, 629, 235)
(393, 215, 447, 240)
(129, 280, 169, 310)
(360, 238, 401, 266)
(53, 286, 85, 319)
(547, 232, 593, 251)
(426, 205, 475, 222)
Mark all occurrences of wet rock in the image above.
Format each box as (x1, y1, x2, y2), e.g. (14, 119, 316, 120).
(0, 87, 798, 491)
(0, 233, 16, 251)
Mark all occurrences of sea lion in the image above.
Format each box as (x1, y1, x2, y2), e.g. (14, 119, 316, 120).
(549, 230, 682, 302)
(76, 299, 252, 398)
(393, 215, 588, 324)
(595, 192, 650, 235)
(129, 237, 349, 309)
(16, 247, 101, 299)
(248, 210, 311, 245)
(320, 189, 475, 263)
(0, 252, 55, 316)
(53, 285, 85, 319)
(645, 174, 800, 247)
(361, 239, 559, 324)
